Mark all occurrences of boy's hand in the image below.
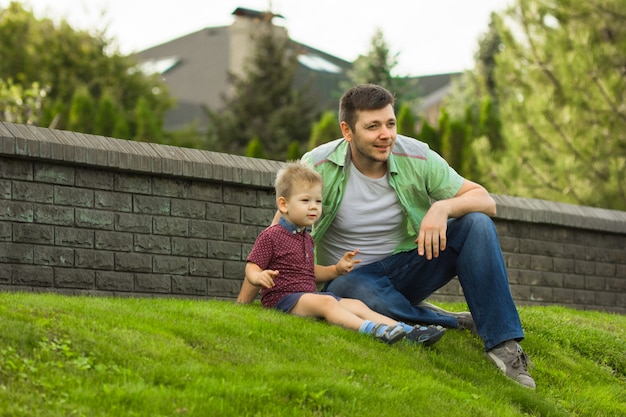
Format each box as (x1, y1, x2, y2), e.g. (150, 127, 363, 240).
(336, 249, 361, 275)
(249, 269, 279, 289)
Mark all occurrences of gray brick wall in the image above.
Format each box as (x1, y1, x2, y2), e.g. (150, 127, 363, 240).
(1, 122, 625, 313)
(433, 216, 626, 313)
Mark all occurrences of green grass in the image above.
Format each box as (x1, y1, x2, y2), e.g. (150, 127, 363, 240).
(0, 292, 624, 417)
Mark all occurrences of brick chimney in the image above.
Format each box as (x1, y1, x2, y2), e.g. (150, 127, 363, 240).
(228, 7, 287, 80)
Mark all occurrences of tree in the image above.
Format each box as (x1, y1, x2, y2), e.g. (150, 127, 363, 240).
(134, 96, 161, 142)
(437, 108, 469, 174)
(206, 21, 316, 160)
(67, 86, 95, 133)
(246, 137, 267, 159)
(418, 119, 441, 155)
(0, 2, 172, 139)
(485, 0, 626, 210)
(342, 28, 420, 106)
(396, 103, 416, 137)
(478, 95, 504, 152)
(438, 13, 506, 187)
(475, 13, 504, 99)
(308, 111, 341, 150)
(94, 90, 118, 137)
(286, 140, 302, 160)
(0, 78, 47, 124)
(344, 29, 396, 91)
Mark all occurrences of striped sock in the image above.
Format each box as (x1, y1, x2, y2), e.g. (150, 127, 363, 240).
(398, 322, 413, 332)
(399, 322, 428, 332)
(359, 320, 376, 335)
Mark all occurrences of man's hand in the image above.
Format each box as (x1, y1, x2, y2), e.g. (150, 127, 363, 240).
(416, 201, 449, 260)
(416, 179, 496, 260)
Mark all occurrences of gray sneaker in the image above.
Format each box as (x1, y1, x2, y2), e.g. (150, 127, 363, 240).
(417, 301, 478, 336)
(456, 312, 479, 336)
(486, 340, 536, 389)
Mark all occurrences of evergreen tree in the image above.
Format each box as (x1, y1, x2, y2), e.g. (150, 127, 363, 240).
(112, 116, 131, 140)
(134, 96, 161, 141)
(67, 86, 95, 133)
(396, 103, 416, 137)
(246, 137, 266, 159)
(344, 29, 396, 91)
(447, 119, 467, 175)
(418, 119, 441, 155)
(435, 13, 507, 185)
(286, 140, 302, 160)
(437, 108, 451, 161)
(308, 111, 341, 150)
(207, 23, 316, 160)
(475, 13, 503, 99)
(161, 122, 208, 149)
(94, 90, 118, 137)
(486, 0, 626, 209)
(342, 28, 419, 106)
(438, 107, 468, 174)
(478, 95, 503, 152)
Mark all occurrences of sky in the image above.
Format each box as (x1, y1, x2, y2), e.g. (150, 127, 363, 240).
(4, 0, 513, 76)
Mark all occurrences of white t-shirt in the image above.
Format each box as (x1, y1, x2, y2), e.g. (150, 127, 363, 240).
(316, 159, 407, 267)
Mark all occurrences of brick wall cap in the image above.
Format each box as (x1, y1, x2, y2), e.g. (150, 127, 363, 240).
(491, 194, 626, 234)
(2, 121, 625, 234)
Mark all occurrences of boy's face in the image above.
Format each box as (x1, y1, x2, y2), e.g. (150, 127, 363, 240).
(277, 182, 323, 228)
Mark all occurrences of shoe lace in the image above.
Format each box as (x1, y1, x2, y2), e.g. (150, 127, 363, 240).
(513, 346, 534, 371)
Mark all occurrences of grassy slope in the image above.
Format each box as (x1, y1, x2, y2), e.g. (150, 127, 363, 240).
(0, 292, 624, 417)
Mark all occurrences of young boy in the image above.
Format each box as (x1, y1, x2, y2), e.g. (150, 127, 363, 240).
(242, 161, 445, 345)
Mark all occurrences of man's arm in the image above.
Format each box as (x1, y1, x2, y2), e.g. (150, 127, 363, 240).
(438, 179, 496, 218)
(417, 179, 496, 260)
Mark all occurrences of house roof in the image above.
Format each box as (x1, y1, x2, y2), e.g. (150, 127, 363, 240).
(134, 26, 232, 131)
(413, 73, 459, 97)
(133, 8, 459, 132)
(412, 72, 461, 112)
(134, 21, 351, 131)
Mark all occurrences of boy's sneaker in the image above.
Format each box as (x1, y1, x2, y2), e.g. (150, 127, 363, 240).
(371, 323, 407, 345)
(486, 340, 536, 389)
(405, 325, 446, 346)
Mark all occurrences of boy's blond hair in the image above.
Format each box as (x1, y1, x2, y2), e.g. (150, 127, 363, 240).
(274, 161, 323, 199)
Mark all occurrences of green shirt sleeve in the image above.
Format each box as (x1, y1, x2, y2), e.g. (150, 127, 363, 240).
(424, 148, 464, 201)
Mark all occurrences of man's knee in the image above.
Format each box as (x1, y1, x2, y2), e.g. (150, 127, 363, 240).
(462, 212, 493, 226)
(327, 277, 377, 302)
(325, 274, 357, 296)
(453, 212, 497, 237)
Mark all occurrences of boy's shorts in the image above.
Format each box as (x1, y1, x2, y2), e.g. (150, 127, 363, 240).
(275, 292, 341, 313)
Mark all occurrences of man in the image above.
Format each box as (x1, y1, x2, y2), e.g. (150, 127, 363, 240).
(238, 84, 535, 389)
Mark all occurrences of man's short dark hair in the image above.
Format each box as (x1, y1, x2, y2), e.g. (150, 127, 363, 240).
(339, 84, 396, 131)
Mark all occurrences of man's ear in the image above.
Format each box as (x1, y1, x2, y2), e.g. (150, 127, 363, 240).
(277, 196, 288, 214)
(340, 121, 352, 142)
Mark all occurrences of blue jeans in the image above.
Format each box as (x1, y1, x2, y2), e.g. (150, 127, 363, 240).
(323, 213, 523, 351)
